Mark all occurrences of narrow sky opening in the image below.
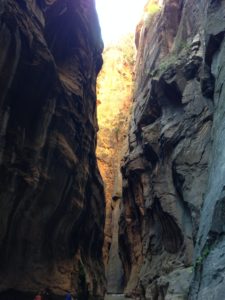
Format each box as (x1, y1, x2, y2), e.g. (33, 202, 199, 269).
(95, 0, 147, 45)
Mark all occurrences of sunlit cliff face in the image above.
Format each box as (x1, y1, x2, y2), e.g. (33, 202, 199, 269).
(96, 33, 135, 264)
(96, 35, 135, 187)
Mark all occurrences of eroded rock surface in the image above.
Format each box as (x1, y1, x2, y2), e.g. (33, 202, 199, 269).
(0, 0, 105, 298)
(190, 1, 225, 299)
(96, 35, 134, 292)
(118, 0, 224, 298)
(106, 197, 124, 294)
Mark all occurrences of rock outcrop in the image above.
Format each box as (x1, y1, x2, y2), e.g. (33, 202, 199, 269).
(0, 0, 105, 299)
(118, 0, 225, 299)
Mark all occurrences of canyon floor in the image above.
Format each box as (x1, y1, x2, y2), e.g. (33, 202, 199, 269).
(105, 295, 131, 300)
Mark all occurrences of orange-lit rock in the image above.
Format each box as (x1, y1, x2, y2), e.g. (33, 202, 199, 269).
(96, 34, 135, 290)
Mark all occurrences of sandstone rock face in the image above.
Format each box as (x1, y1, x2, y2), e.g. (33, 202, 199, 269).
(0, 0, 105, 298)
(118, 0, 225, 298)
(96, 35, 134, 291)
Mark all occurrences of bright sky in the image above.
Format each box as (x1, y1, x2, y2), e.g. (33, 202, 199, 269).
(95, 0, 147, 45)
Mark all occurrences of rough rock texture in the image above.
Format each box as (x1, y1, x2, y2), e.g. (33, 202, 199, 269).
(118, 0, 225, 298)
(190, 1, 225, 299)
(0, 0, 105, 299)
(96, 36, 134, 286)
(106, 196, 124, 294)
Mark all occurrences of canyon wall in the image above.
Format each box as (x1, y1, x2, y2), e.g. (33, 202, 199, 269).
(119, 0, 225, 299)
(0, 0, 105, 299)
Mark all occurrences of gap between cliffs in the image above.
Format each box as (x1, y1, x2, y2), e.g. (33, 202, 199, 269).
(96, 32, 135, 297)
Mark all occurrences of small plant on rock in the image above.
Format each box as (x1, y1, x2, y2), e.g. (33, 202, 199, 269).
(144, 2, 161, 28)
(194, 245, 211, 270)
(146, 3, 161, 14)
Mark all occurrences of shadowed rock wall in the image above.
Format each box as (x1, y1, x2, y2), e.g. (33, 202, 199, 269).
(190, 1, 225, 299)
(0, 0, 105, 298)
(118, 0, 225, 298)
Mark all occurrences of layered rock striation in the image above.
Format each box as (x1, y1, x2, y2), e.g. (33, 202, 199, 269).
(0, 0, 105, 298)
(118, 0, 225, 298)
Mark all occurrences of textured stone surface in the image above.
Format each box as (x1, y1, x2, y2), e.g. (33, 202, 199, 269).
(0, 0, 105, 298)
(190, 1, 225, 299)
(96, 35, 134, 292)
(106, 198, 124, 294)
(118, 0, 217, 298)
(145, 267, 192, 300)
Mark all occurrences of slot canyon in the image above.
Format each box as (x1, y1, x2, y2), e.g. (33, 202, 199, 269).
(0, 0, 225, 300)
